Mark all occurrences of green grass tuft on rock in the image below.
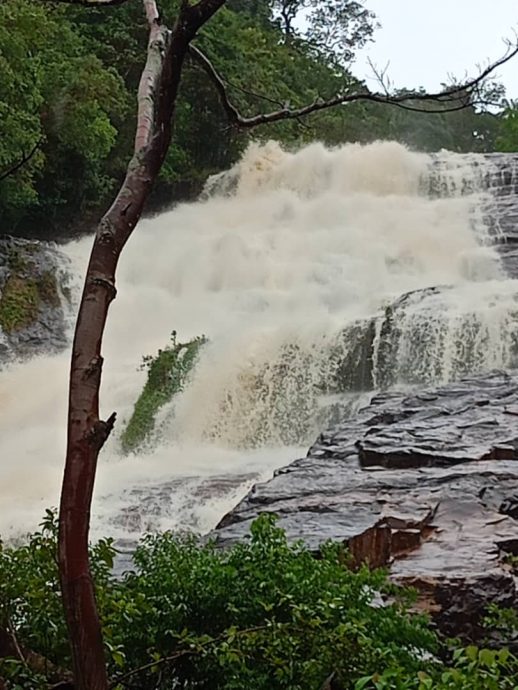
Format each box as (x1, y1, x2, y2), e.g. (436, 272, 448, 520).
(120, 331, 206, 454)
(37, 270, 61, 307)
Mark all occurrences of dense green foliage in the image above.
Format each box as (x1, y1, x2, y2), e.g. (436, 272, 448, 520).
(2, 0, 516, 238)
(497, 100, 518, 151)
(120, 332, 206, 454)
(0, 0, 129, 234)
(0, 513, 517, 689)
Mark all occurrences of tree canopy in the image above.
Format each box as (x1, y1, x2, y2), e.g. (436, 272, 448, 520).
(1, 0, 514, 238)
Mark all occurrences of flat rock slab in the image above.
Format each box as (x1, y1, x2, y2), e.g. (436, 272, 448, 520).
(216, 370, 518, 640)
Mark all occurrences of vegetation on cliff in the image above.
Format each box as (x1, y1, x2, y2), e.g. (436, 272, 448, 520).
(0, 243, 61, 334)
(120, 332, 206, 454)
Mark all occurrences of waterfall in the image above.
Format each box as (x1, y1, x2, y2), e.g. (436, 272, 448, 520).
(1, 140, 517, 544)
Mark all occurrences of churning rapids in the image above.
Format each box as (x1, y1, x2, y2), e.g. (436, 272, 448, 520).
(2, 140, 518, 546)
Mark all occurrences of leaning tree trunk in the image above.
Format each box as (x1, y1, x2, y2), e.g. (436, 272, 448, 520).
(58, 2, 224, 689)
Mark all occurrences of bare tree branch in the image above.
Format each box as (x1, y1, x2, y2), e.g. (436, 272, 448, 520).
(366, 57, 392, 95)
(5, 618, 26, 667)
(189, 42, 518, 129)
(0, 140, 41, 183)
(216, 76, 286, 109)
(0, 627, 72, 686)
(188, 44, 242, 120)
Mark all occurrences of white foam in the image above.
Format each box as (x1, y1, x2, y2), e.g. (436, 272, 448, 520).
(0, 141, 514, 541)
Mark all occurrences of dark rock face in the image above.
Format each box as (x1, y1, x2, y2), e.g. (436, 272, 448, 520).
(109, 473, 259, 575)
(346, 284, 518, 391)
(470, 153, 518, 278)
(330, 152, 518, 394)
(216, 370, 518, 640)
(0, 236, 71, 364)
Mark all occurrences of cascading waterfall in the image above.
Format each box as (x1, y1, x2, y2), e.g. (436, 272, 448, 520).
(1, 140, 517, 545)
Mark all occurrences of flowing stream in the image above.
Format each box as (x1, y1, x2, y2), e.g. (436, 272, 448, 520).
(1, 140, 517, 545)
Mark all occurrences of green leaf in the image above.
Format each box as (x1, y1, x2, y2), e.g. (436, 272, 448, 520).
(465, 645, 479, 662)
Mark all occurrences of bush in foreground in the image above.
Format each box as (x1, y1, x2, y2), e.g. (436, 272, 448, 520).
(0, 512, 516, 689)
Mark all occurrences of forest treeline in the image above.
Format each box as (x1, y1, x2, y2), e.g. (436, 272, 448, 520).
(2, 0, 518, 238)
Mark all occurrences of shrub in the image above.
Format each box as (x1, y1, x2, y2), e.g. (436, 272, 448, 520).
(0, 513, 517, 689)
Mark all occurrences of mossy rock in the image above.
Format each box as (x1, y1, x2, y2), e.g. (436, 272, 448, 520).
(6, 244, 31, 272)
(121, 332, 207, 454)
(37, 270, 61, 307)
(0, 238, 69, 362)
(0, 261, 61, 333)
(0, 275, 40, 333)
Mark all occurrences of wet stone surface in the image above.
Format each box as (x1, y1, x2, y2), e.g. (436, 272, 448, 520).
(477, 154, 518, 278)
(0, 236, 71, 363)
(215, 370, 518, 640)
(106, 473, 259, 574)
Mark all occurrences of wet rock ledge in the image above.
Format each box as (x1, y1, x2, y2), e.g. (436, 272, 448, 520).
(216, 370, 518, 641)
(0, 236, 70, 363)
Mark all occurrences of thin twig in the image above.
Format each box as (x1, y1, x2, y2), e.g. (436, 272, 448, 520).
(217, 76, 285, 109)
(109, 625, 269, 688)
(5, 617, 26, 667)
(367, 57, 391, 95)
(0, 141, 41, 183)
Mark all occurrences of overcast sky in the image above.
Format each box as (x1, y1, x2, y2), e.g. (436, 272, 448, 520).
(355, 0, 518, 98)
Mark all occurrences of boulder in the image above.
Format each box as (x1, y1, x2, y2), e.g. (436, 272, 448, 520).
(0, 236, 71, 364)
(215, 370, 518, 640)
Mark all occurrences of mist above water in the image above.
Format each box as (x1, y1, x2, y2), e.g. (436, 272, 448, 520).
(1, 140, 516, 543)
